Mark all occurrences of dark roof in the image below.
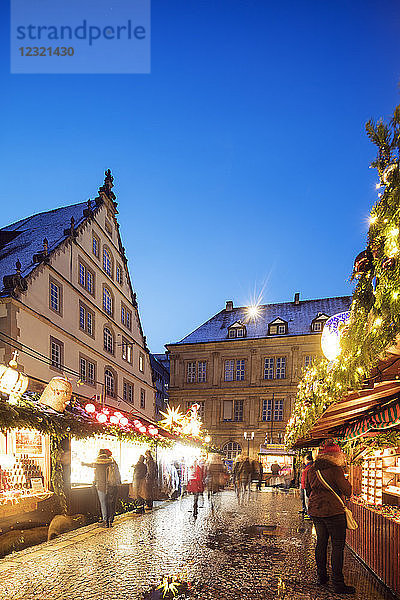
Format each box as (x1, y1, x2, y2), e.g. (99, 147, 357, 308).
(170, 296, 352, 345)
(150, 353, 170, 376)
(0, 202, 88, 294)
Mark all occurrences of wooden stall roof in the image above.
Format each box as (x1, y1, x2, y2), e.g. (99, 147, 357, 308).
(293, 378, 400, 449)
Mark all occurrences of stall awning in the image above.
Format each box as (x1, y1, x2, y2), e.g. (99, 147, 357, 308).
(310, 381, 400, 437)
(292, 380, 400, 448)
(335, 398, 400, 441)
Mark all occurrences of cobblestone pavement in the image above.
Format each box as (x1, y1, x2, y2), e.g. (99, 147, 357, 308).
(0, 489, 395, 600)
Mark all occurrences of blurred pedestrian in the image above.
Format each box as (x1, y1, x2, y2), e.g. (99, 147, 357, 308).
(256, 460, 263, 491)
(300, 453, 313, 518)
(187, 459, 205, 515)
(82, 448, 121, 527)
(207, 454, 227, 497)
(269, 461, 282, 490)
(143, 449, 157, 511)
(305, 442, 355, 595)
(129, 454, 147, 512)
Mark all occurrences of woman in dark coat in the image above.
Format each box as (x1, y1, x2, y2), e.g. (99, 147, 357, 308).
(130, 455, 147, 511)
(142, 450, 157, 510)
(305, 442, 355, 595)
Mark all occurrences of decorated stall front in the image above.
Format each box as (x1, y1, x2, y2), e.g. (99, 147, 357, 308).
(0, 355, 206, 555)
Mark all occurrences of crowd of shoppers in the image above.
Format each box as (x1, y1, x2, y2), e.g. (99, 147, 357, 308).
(81, 439, 354, 595)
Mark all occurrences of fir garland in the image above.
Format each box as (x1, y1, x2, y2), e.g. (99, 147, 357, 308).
(0, 395, 175, 512)
(285, 104, 400, 448)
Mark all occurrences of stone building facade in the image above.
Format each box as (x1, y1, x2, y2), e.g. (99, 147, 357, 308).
(0, 170, 155, 420)
(166, 295, 350, 460)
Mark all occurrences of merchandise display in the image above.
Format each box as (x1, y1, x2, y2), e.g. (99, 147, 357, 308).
(361, 448, 400, 505)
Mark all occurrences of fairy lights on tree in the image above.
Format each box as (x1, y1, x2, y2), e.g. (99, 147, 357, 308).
(285, 103, 400, 448)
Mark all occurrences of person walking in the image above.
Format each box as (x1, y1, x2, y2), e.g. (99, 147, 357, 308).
(305, 442, 355, 595)
(300, 453, 313, 518)
(143, 449, 157, 511)
(187, 459, 205, 515)
(130, 454, 147, 512)
(82, 448, 121, 528)
(256, 460, 263, 491)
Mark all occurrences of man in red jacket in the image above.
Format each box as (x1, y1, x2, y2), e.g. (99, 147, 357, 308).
(305, 442, 355, 595)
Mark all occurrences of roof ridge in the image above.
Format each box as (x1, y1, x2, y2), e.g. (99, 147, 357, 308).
(1, 201, 87, 232)
(230, 295, 352, 310)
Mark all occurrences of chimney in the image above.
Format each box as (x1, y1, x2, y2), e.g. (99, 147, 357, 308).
(225, 300, 234, 312)
(294, 292, 300, 305)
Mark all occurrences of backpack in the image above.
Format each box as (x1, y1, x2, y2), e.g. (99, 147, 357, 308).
(106, 461, 121, 486)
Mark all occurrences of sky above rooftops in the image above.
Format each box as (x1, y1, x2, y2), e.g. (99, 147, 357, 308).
(0, 1, 399, 352)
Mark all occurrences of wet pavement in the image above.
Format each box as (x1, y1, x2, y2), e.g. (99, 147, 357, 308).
(0, 489, 395, 600)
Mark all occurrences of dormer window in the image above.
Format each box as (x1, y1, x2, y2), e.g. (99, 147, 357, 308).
(227, 322, 246, 339)
(311, 313, 329, 333)
(268, 318, 288, 335)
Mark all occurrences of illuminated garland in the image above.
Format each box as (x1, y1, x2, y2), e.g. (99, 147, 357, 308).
(0, 395, 173, 512)
(285, 104, 400, 448)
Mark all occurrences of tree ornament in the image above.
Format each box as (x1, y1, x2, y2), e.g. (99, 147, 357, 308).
(382, 256, 396, 270)
(382, 161, 399, 184)
(353, 248, 373, 279)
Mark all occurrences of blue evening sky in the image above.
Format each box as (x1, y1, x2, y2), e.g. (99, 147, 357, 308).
(1, 1, 400, 352)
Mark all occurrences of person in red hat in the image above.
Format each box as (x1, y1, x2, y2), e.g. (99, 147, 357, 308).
(305, 440, 355, 595)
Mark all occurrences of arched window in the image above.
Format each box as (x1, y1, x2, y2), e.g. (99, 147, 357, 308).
(103, 287, 113, 316)
(222, 441, 242, 461)
(105, 368, 115, 397)
(103, 247, 113, 277)
(103, 326, 114, 354)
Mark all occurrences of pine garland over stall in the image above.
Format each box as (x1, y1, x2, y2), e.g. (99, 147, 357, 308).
(285, 104, 400, 448)
(0, 395, 173, 512)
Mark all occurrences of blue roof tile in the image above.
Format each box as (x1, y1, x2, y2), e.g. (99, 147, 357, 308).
(173, 296, 352, 344)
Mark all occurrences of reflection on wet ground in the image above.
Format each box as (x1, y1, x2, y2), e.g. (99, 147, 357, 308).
(0, 490, 396, 600)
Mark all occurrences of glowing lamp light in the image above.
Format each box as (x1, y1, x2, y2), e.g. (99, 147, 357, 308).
(85, 403, 96, 413)
(110, 415, 119, 424)
(321, 312, 350, 361)
(205, 435, 211, 444)
(148, 427, 158, 436)
(247, 305, 260, 319)
(96, 413, 107, 423)
(133, 420, 142, 428)
(139, 425, 147, 433)
(0, 351, 29, 398)
(120, 417, 129, 426)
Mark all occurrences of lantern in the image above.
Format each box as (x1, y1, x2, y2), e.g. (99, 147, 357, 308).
(85, 403, 96, 413)
(321, 312, 350, 361)
(0, 352, 29, 398)
(39, 377, 72, 412)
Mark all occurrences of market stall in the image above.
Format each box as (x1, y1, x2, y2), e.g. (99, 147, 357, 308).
(258, 444, 295, 486)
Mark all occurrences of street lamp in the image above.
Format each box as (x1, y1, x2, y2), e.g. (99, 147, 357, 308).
(243, 431, 254, 457)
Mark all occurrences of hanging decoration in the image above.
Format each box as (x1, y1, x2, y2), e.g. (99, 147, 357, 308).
(0, 351, 29, 401)
(160, 403, 203, 439)
(39, 377, 72, 412)
(321, 312, 350, 361)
